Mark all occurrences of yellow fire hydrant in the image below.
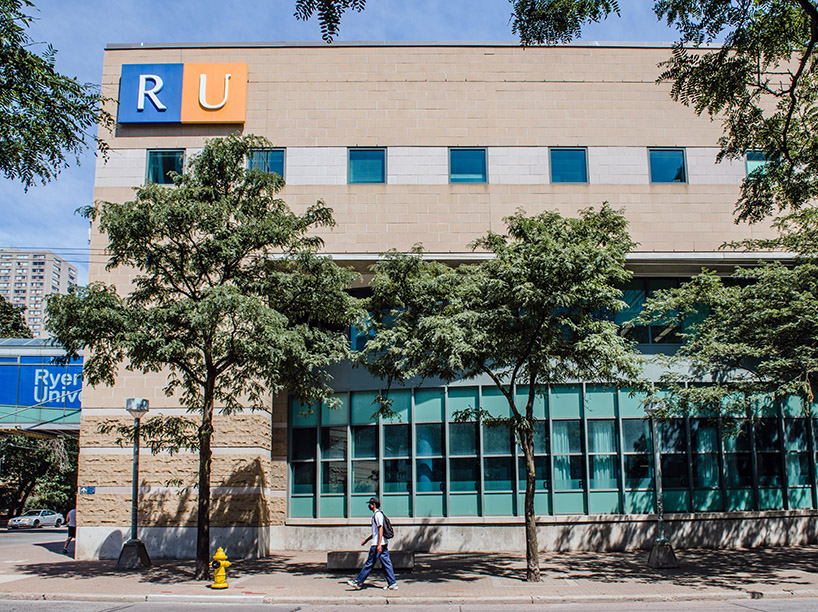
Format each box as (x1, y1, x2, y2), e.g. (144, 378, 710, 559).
(210, 547, 231, 589)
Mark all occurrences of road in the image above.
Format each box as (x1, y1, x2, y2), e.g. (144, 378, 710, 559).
(0, 526, 68, 550)
(0, 600, 818, 612)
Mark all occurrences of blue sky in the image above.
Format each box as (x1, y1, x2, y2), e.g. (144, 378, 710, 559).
(0, 0, 680, 283)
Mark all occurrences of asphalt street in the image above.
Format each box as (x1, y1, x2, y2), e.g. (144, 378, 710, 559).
(1, 600, 818, 612)
(0, 527, 68, 549)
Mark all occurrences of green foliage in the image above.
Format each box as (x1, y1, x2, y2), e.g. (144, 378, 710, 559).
(0, 295, 31, 338)
(362, 205, 643, 580)
(0, 0, 111, 188)
(98, 415, 200, 455)
(0, 434, 77, 517)
(365, 205, 642, 393)
(294, 0, 367, 42)
(46, 133, 361, 578)
(49, 133, 360, 413)
(510, 0, 620, 44)
(639, 264, 818, 417)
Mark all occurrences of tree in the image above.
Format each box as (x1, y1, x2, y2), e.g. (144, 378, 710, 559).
(0, 295, 31, 338)
(46, 133, 362, 580)
(297, 1, 818, 223)
(0, 0, 110, 188)
(361, 205, 643, 581)
(638, 210, 818, 418)
(0, 434, 76, 518)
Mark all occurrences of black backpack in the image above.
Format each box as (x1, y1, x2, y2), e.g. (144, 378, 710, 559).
(380, 511, 394, 540)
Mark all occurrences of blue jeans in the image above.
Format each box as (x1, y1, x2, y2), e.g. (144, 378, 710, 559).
(355, 545, 396, 586)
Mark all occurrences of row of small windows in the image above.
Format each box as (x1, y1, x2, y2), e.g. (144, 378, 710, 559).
(146, 148, 769, 186)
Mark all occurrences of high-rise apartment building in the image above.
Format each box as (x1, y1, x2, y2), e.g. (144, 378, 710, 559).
(0, 249, 78, 338)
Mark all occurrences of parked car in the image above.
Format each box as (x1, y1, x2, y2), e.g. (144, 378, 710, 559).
(7, 509, 65, 529)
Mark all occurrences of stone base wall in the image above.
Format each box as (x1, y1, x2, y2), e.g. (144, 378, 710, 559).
(77, 510, 818, 559)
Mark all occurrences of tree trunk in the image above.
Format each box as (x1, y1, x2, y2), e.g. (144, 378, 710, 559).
(194, 383, 214, 581)
(522, 428, 541, 582)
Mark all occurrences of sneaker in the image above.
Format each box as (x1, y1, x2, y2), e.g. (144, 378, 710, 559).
(347, 579, 362, 589)
(384, 583, 398, 590)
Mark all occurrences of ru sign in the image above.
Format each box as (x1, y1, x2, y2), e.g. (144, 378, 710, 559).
(118, 63, 248, 124)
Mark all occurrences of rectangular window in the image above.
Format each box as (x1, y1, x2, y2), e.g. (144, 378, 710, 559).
(348, 148, 386, 184)
(550, 148, 588, 183)
(449, 148, 487, 183)
(146, 150, 184, 185)
(649, 149, 687, 183)
(248, 149, 285, 178)
(746, 151, 768, 176)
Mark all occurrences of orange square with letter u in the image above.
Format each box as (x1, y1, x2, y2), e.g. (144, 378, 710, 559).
(180, 63, 247, 124)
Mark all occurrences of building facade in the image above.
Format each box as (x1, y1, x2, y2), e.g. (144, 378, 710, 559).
(76, 42, 817, 561)
(0, 249, 78, 338)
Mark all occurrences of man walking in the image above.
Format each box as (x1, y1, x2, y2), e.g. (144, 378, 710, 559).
(62, 507, 76, 555)
(347, 497, 397, 590)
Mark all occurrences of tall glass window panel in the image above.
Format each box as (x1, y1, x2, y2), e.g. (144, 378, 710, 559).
(483, 424, 513, 455)
(484, 457, 514, 491)
(786, 452, 811, 486)
(518, 456, 549, 490)
(384, 424, 410, 457)
(661, 455, 689, 489)
(724, 453, 753, 488)
(746, 151, 768, 176)
(146, 150, 184, 184)
(349, 148, 386, 184)
(321, 426, 347, 460)
(590, 455, 619, 489)
(321, 461, 347, 494)
(450, 457, 479, 491)
(691, 419, 720, 488)
(352, 460, 379, 493)
(449, 422, 478, 456)
(292, 462, 315, 495)
(616, 279, 649, 343)
(291, 428, 316, 461)
(248, 149, 284, 177)
(384, 459, 412, 493)
(450, 148, 487, 183)
(660, 419, 686, 453)
(588, 420, 617, 454)
(416, 423, 443, 457)
(416, 458, 444, 492)
(352, 426, 378, 459)
(649, 149, 687, 183)
(624, 454, 652, 489)
(622, 419, 651, 454)
(554, 455, 585, 490)
(550, 148, 588, 183)
(552, 420, 582, 454)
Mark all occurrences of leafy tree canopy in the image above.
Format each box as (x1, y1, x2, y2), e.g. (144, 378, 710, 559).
(0, 295, 31, 338)
(0, 434, 77, 518)
(639, 262, 818, 418)
(47, 133, 362, 579)
(0, 0, 111, 188)
(361, 205, 643, 581)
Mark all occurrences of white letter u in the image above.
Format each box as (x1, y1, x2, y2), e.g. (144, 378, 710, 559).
(199, 73, 231, 110)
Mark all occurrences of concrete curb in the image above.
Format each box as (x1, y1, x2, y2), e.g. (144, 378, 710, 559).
(2, 589, 817, 605)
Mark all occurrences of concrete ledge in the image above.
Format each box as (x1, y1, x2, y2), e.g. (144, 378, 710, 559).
(327, 550, 415, 570)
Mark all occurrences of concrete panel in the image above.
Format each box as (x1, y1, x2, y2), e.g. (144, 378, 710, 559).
(285, 147, 346, 185)
(686, 147, 746, 185)
(387, 147, 448, 185)
(588, 147, 649, 184)
(488, 147, 550, 184)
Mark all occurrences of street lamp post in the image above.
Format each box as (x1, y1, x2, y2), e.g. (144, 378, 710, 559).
(646, 404, 679, 569)
(116, 398, 152, 570)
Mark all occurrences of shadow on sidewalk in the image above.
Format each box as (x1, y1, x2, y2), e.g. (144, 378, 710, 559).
(10, 546, 818, 589)
(539, 547, 818, 591)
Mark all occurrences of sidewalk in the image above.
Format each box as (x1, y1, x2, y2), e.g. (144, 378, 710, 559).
(3, 540, 818, 605)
